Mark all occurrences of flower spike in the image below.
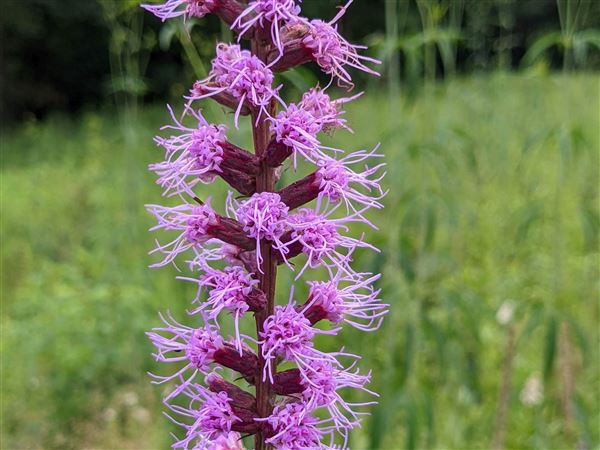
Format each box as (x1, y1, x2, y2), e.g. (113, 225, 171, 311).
(142, 1, 386, 447)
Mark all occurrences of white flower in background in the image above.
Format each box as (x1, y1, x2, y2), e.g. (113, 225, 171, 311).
(520, 373, 544, 406)
(121, 391, 139, 407)
(496, 300, 515, 325)
(132, 407, 151, 424)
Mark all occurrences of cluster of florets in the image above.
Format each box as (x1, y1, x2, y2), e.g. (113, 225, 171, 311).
(143, 0, 386, 449)
(189, 42, 282, 126)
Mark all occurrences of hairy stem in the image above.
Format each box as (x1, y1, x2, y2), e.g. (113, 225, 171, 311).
(251, 38, 277, 450)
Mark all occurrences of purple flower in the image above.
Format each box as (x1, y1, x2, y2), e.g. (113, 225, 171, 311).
(269, 102, 347, 168)
(168, 384, 241, 450)
(142, 0, 246, 26)
(142, 1, 386, 448)
(231, 191, 289, 268)
(190, 44, 281, 127)
(270, 103, 321, 163)
(262, 403, 329, 449)
(150, 106, 227, 197)
(233, 0, 304, 55)
(315, 147, 387, 222)
(196, 265, 257, 317)
(259, 302, 341, 383)
(141, 0, 217, 21)
(147, 201, 218, 267)
(299, 87, 361, 133)
(280, 208, 379, 279)
(297, 359, 375, 434)
(302, 270, 388, 331)
(302, 1, 380, 87)
(147, 313, 223, 399)
(180, 264, 262, 351)
(206, 432, 245, 450)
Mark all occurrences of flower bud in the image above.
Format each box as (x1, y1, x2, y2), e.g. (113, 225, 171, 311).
(272, 368, 303, 395)
(207, 374, 256, 410)
(298, 302, 328, 326)
(267, 23, 313, 72)
(278, 172, 320, 209)
(207, 216, 256, 251)
(192, 81, 252, 115)
(245, 288, 267, 312)
(213, 0, 247, 26)
(221, 141, 260, 175)
(239, 250, 259, 274)
(263, 137, 293, 168)
(218, 168, 256, 196)
(213, 342, 259, 382)
(206, 374, 262, 434)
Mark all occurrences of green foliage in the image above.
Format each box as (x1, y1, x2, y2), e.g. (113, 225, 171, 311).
(2, 74, 598, 449)
(522, 29, 600, 69)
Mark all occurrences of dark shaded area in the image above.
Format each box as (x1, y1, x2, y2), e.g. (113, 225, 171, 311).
(1, 0, 599, 123)
(1, 0, 110, 120)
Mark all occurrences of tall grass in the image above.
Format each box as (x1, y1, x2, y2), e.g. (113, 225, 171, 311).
(1, 74, 598, 449)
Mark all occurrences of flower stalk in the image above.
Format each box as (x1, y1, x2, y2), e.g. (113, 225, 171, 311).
(249, 37, 279, 450)
(141, 1, 387, 448)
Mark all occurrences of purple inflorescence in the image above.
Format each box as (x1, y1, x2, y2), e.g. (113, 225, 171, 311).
(168, 384, 242, 449)
(271, 103, 323, 164)
(299, 87, 361, 133)
(147, 314, 223, 399)
(232, 192, 290, 268)
(302, 268, 389, 332)
(150, 106, 227, 196)
(315, 147, 387, 223)
(234, 0, 304, 55)
(142, 0, 386, 448)
(142, 0, 217, 21)
(190, 43, 282, 126)
(146, 201, 219, 267)
(302, 1, 381, 87)
(262, 403, 325, 448)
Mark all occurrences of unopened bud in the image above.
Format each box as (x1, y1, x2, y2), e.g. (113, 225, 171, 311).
(264, 137, 293, 167)
(298, 302, 327, 326)
(213, 0, 247, 27)
(206, 374, 261, 434)
(192, 82, 252, 115)
(218, 168, 256, 196)
(239, 250, 259, 274)
(221, 141, 260, 175)
(278, 172, 320, 209)
(272, 369, 303, 395)
(245, 288, 267, 312)
(207, 217, 256, 251)
(212, 342, 259, 383)
(206, 374, 256, 409)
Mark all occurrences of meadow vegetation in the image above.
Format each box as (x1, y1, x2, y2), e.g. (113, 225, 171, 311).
(2, 73, 598, 449)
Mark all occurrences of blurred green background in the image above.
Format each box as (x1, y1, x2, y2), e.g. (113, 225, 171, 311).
(1, 1, 599, 449)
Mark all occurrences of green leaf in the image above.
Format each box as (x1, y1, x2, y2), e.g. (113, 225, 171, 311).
(158, 22, 177, 51)
(580, 206, 600, 251)
(521, 31, 563, 67)
(543, 317, 557, 380)
(398, 323, 416, 388)
(277, 66, 318, 93)
(405, 398, 419, 450)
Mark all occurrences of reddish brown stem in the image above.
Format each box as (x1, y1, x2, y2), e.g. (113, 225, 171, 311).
(251, 38, 277, 450)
